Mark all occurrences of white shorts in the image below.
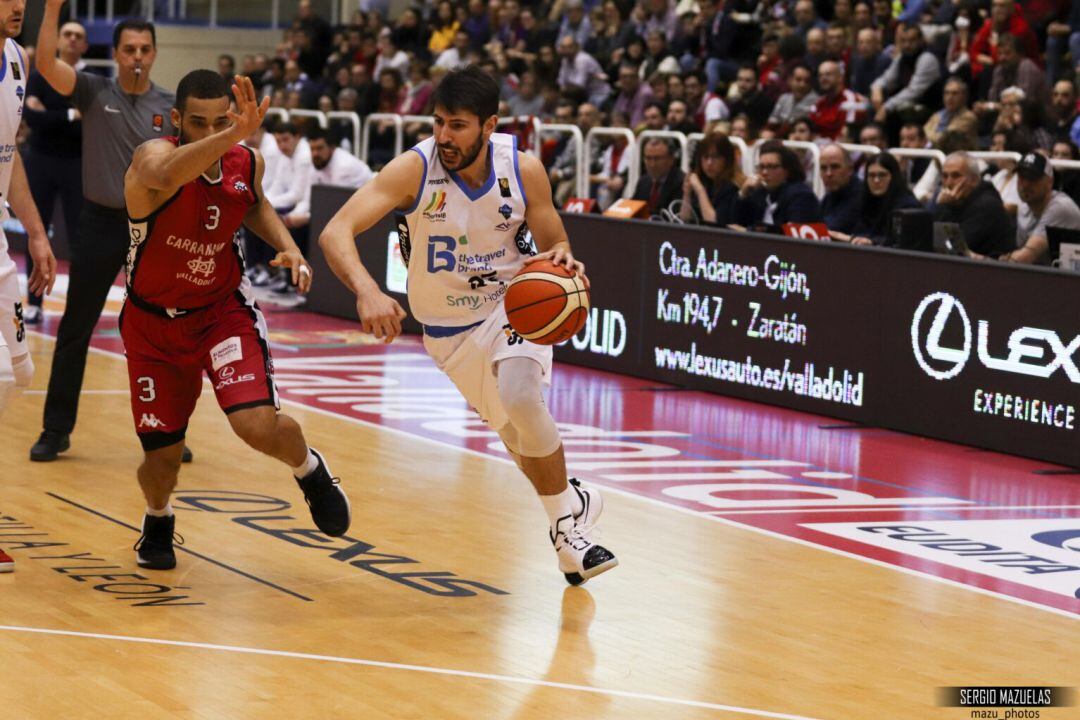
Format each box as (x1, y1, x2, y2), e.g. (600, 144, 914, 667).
(423, 303, 553, 431)
(0, 258, 25, 357)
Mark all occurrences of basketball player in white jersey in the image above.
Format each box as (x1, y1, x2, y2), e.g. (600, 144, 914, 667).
(0, 0, 60, 572)
(320, 67, 616, 584)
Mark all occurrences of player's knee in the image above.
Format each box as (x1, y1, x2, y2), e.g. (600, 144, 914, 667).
(143, 451, 182, 479)
(233, 418, 277, 454)
(11, 353, 33, 389)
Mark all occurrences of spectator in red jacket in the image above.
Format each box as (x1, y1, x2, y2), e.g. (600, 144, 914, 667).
(810, 60, 869, 140)
(969, 0, 1040, 82)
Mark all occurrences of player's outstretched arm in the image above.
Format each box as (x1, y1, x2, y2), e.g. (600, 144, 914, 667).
(242, 149, 313, 292)
(319, 149, 422, 342)
(37, 0, 77, 97)
(130, 77, 269, 193)
(319, 149, 422, 296)
(518, 152, 589, 287)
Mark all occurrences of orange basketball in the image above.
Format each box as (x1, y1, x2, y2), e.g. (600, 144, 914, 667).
(504, 260, 590, 345)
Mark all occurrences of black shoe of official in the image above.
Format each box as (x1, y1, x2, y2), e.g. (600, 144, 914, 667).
(30, 430, 70, 462)
(295, 449, 351, 537)
(134, 514, 181, 570)
(181, 446, 193, 463)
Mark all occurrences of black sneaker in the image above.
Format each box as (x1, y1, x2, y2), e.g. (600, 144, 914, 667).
(134, 514, 181, 570)
(295, 449, 351, 537)
(30, 430, 70, 462)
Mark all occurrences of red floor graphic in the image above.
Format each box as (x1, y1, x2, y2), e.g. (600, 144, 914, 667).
(31, 290, 1080, 617)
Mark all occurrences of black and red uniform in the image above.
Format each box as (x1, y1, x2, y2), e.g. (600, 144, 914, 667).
(121, 137, 277, 450)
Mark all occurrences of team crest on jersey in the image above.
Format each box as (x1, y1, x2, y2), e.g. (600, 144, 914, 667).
(498, 177, 511, 198)
(498, 203, 512, 220)
(152, 114, 164, 133)
(422, 191, 447, 221)
(234, 180, 249, 194)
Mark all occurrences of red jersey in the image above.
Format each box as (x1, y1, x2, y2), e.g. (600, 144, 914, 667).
(809, 88, 869, 140)
(127, 137, 258, 312)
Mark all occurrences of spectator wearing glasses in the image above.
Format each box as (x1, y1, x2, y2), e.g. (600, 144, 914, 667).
(734, 140, 822, 231)
(841, 153, 923, 246)
(924, 77, 977, 149)
(678, 133, 743, 227)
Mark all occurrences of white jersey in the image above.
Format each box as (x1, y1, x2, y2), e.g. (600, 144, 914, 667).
(0, 40, 26, 259)
(398, 132, 534, 328)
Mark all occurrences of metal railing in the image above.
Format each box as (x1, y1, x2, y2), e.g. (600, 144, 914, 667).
(361, 114, 404, 165)
(538, 123, 585, 199)
(497, 115, 543, 157)
(637, 130, 691, 174)
(969, 151, 1022, 166)
(585, 128, 638, 199)
(838, 143, 883, 158)
(288, 109, 328, 129)
(728, 136, 756, 177)
(327, 111, 361, 157)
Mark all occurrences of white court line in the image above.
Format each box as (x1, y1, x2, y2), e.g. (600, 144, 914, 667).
(32, 331, 1080, 622)
(0, 624, 824, 720)
(708, 505, 1080, 516)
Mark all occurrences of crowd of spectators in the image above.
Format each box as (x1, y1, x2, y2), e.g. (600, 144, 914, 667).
(224, 0, 1080, 266)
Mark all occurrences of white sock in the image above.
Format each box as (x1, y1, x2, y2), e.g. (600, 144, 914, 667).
(539, 487, 576, 537)
(146, 503, 173, 518)
(292, 448, 319, 479)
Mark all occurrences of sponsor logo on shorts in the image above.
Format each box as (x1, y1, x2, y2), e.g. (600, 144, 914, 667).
(210, 337, 244, 371)
(215, 365, 256, 390)
(138, 413, 166, 430)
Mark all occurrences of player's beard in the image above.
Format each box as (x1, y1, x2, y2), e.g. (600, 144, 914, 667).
(439, 132, 485, 173)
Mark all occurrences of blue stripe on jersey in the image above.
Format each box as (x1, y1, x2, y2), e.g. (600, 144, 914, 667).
(0, 50, 7, 83)
(448, 142, 495, 202)
(512, 135, 527, 206)
(404, 146, 428, 214)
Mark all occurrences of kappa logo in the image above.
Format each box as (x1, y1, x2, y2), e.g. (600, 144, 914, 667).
(911, 292, 1080, 383)
(423, 191, 447, 221)
(138, 413, 166, 429)
(187, 257, 216, 278)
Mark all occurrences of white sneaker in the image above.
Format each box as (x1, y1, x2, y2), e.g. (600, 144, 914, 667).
(550, 514, 618, 586)
(23, 304, 42, 325)
(569, 478, 602, 532)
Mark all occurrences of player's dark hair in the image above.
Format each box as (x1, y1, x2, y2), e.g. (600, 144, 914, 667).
(175, 69, 230, 113)
(113, 18, 156, 49)
(431, 65, 499, 124)
(307, 125, 336, 145)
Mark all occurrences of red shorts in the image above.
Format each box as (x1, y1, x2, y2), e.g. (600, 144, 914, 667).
(119, 290, 279, 451)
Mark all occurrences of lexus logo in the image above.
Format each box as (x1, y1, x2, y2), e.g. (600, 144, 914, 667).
(911, 292, 1080, 383)
(911, 292, 971, 380)
(220, 365, 235, 379)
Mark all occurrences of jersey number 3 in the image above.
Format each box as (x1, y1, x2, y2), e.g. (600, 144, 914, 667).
(205, 205, 221, 230)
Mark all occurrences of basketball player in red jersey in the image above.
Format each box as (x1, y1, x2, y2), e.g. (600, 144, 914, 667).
(122, 70, 350, 570)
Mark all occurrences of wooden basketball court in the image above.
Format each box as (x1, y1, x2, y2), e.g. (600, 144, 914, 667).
(3, 303, 1078, 718)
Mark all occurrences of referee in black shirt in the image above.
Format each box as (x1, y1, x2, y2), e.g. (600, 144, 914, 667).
(22, 20, 86, 325)
(31, 2, 181, 462)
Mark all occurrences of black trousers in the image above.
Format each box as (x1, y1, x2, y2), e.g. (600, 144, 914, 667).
(25, 150, 83, 307)
(42, 201, 128, 434)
